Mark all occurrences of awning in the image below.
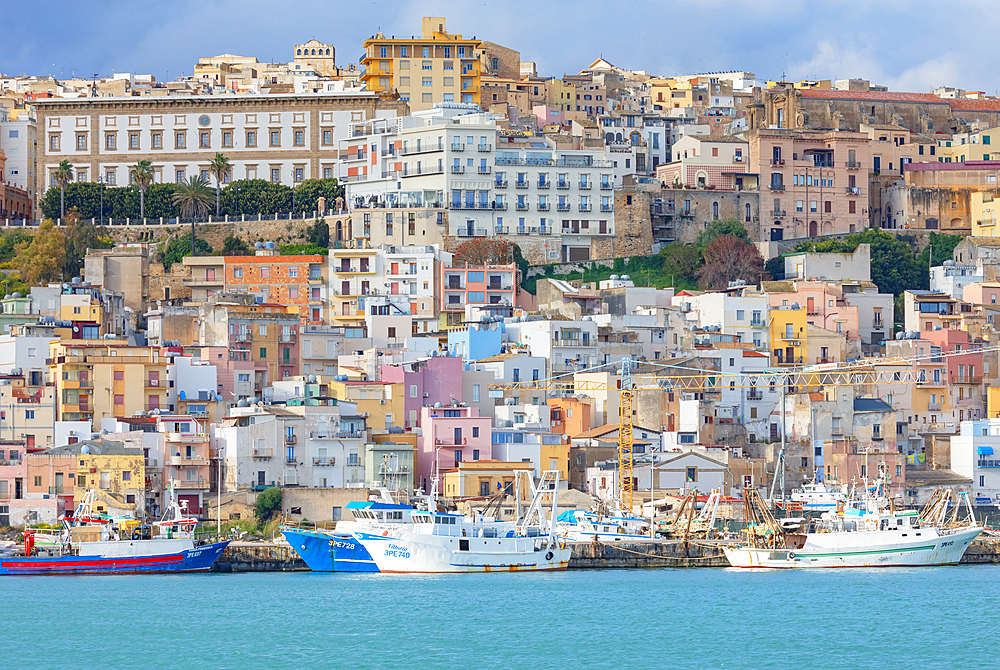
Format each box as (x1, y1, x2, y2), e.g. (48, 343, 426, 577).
(979, 446, 994, 456)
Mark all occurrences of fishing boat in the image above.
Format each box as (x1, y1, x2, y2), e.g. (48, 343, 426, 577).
(779, 481, 848, 512)
(280, 491, 416, 572)
(723, 480, 982, 569)
(353, 470, 571, 573)
(557, 508, 651, 542)
(0, 483, 229, 576)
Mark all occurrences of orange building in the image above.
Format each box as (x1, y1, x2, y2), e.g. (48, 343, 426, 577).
(224, 251, 327, 324)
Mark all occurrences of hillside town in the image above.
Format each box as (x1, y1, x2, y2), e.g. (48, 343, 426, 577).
(5, 15, 1000, 535)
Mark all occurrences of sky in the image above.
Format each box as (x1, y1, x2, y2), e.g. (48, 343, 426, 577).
(5, 1, 1000, 94)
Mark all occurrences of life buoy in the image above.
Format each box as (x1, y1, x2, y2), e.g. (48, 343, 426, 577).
(545, 550, 554, 561)
(789, 552, 796, 559)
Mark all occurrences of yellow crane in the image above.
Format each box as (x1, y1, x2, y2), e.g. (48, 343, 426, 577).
(489, 360, 922, 511)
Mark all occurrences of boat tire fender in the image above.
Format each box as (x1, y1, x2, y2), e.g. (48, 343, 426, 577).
(545, 551, 554, 561)
(789, 552, 796, 559)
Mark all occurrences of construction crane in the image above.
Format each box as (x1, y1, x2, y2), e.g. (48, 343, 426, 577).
(488, 361, 924, 512)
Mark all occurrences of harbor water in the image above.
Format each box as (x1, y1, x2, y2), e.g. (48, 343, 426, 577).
(6, 567, 998, 669)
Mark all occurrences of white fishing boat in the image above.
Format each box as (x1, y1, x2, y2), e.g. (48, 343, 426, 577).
(724, 481, 982, 569)
(782, 481, 848, 512)
(353, 470, 571, 573)
(557, 508, 650, 542)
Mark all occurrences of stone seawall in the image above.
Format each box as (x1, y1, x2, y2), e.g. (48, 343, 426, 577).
(213, 542, 307, 572)
(568, 539, 729, 568)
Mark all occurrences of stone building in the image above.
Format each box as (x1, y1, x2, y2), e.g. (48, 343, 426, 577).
(880, 161, 1000, 234)
(293, 40, 336, 77)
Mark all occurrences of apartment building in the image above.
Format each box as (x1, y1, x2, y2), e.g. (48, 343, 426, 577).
(199, 300, 301, 389)
(329, 244, 444, 335)
(33, 92, 405, 196)
(510, 318, 599, 375)
(224, 250, 326, 324)
(360, 17, 481, 111)
(158, 414, 211, 514)
(769, 304, 808, 366)
(656, 135, 749, 190)
(416, 404, 492, 493)
(676, 288, 771, 349)
(0, 380, 57, 450)
(47, 341, 168, 422)
(439, 262, 516, 326)
(748, 128, 870, 241)
(0, 106, 37, 215)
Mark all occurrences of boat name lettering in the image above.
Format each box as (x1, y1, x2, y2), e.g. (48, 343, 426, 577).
(385, 542, 410, 558)
(941, 540, 954, 547)
(333, 540, 356, 549)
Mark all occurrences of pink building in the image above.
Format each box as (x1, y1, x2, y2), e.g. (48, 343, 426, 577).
(200, 346, 262, 403)
(768, 282, 860, 340)
(439, 263, 517, 326)
(922, 330, 985, 423)
(417, 405, 492, 494)
(158, 414, 212, 516)
(380, 357, 464, 429)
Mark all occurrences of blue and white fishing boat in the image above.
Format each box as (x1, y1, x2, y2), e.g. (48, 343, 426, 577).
(556, 508, 651, 542)
(280, 491, 416, 572)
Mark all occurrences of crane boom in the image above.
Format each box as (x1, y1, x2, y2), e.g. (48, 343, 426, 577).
(618, 357, 634, 512)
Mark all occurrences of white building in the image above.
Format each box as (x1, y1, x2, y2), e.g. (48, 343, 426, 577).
(509, 318, 599, 374)
(951, 419, 1000, 504)
(675, 288, 770, 349)
(931, 262, 982, 300)
(0, 107, 37, 202)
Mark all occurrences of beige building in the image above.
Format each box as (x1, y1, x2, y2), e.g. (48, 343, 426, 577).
(748, 128, 870, 241)
(360, 17, 481, 111)
(34, 92, 407, 201)
(293, 40, 337, 77)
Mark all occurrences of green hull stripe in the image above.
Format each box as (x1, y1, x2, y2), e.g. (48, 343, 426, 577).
(796, 544, 937, 558)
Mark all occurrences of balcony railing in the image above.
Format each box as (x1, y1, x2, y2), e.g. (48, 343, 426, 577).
(538, 202, 550, 211)
(537, 181, 550, 189)
(831, 427, 844, 436)
(846, 187, 861, 195)
(285, 434, 297, 444)
(557, 182, 570, 190)
(478, 166, 492, 174)
(600, 204, 612, 212)
(775, 356, 803, 365)
(495, 180, 507, 188)
(252, 448, 273, 459)
(402, 144, 443, 156)
(845, 161, 861, 169)
(175, 478, 208, 490)
(580, 183, 592, 190)
(928, 402, 943, 411)
(145, 378, 162, 388)
(313, 457, 337, 466)
(516, 202, 529, 211)
(770, 209, 786, 218)
(557, 204, 570, 212)
(515, 180, 528, 189)
(493, 203, 507, 211)
(435, 437, 468, 446)
(477, 144, 492, 152)
(600, 183, 612, 190)
(450, 166, 465, 174)
(451, 144, 465, 152)
(579, 204, 592, 212)
(768, 184, 785, 191)
(771, 158, 785, 166)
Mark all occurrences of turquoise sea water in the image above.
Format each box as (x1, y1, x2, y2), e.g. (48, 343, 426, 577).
(5, 567, 997, 669)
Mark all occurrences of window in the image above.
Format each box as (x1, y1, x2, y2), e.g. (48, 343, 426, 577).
(270, 130, 280, 146)
(151, 133, 162, 149)
(271, 168, 280, 183)
(130, 133, 140, 149)
(25, 410, 35, 420)
(114, 394, 124, 405)
(259, 347, 267, 359)
(294, 130, 304, 146)
(246, 131, 257, 147)
(222, 131, 232, 147)
(175, 133, 186, 149)
(472, 427, 479, 438)
(105, 134, 116, 150)
(294, 167, 304, 182)
(49, 135, 60, 151)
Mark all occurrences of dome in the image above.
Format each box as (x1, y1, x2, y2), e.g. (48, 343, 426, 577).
(80, 444, 91, 454)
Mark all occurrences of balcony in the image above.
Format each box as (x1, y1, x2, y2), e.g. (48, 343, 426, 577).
(955, 376, 983, 385)
(285, 434, 297, 445)
(450, 166, 465, 174)
(831, 427, 844, 436)
(770, 209, 786, 218)
(435, 437, 468, 446)
(816, 357, 831, 364)
(477, 144, 492, 152)
(495, 179, 507, 189)
(515, 180, 529, 189)
(845, 161, 861, 169)
(166, 431, 209, 443)
(775, 356, 803, 365)
(538, 202, 550, 211)
(770, 158, 785, 167)
(279, 334, 296, 343)
(768, 184, 786, 192)
(493, 203, 507, 211)
(557, 182, 570, 190)
(402, 144, 443, 156)
(451, 144, 465, 152)
(170, 455, 209, 466)
(747, 391, 763, 400)
(600, 183, 612, 190)
(381, 148, 396, 157)
(252, 448, 273, 459)
(557, 204, 571, 212)
(478, 166, 492, 174)
(175, 478, 209, 490)
(516, 202, 529, 211)
(145, 378, 163, 388)
(452, 202, 491, 211)
(312, 457, 337, 466)
(456, 228, 489, 237)
(600, 204, 612, 212)
(579, 204, 592, 212)
(917, 378, 946, 388)
(580, 183, 592, 190)
(183, 277, 225, 288)
(928, 402, 943, 411)
(401, 166, 444, 177)
(845, 187, 861, 195)
(538, 180, 550, 189)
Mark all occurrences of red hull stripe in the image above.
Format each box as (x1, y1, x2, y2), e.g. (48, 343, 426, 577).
(3, 554, 185, 571)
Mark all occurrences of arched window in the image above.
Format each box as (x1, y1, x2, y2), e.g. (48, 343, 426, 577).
(712, 202, 719, 219)
(630, 132, 641, 146)
(297, 49, 301, 55)
(605, 132, 614, 143)
(745, 203, 751, 222)
(615, 132, 623, 142)
(311, 49, 316, 55)
(326, 49, 331, 55)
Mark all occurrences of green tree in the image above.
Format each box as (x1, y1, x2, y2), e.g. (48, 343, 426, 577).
(292, 178, 344, 214)
(221, 233, 251, 256)
(0, 231, 33, 263)
(172, 176, 214, 257)
(14, 220, 66, 285)
(209, 153, 232, 217)
(52, 160, 74, 219)
(162, 235, 213, 271)
(64, 219, 113, 277)
(255, 486, 282, 522)
(221, 179, 292, 217)
(131, 160, 155, 220)
(305, 218, 330, 247)
(764, 256, 785, 280)
(916, 232, 963, 270)
(695, 220, 749, 251)
(659, 243, 700, 285)
(279, 243, 329, 256)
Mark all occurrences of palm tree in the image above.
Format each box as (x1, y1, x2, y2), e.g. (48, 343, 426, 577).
(52, 160, 74, 220)
(131, 160, 154, 221)
(172, 175, 213, 256)
(208, 153, 232, 218)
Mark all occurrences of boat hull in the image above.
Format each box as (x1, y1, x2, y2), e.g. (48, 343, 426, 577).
(0, 541, 230, 575)
(724, 526, 982, 568)
(355, 531, 571, 573)
(280, 528, 378, 572)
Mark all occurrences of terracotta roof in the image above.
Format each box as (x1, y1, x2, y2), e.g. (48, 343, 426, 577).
(949, 99, 1000, 112)
(742, 350, 767, 358)
(797, 89, 946, 104)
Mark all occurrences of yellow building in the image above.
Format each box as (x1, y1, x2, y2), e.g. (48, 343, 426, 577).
(770, 305, 808, 366)
(443, 460, 529, 498)
(988, 386, 1000, 418)
(43, 439, 145, 510)
(329, 379, 406, 431)
(939, 126, 1000, 165)
(48, 341, 168, 422)
(360, 17, 481, 111)
(59, 294, 103, 324)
